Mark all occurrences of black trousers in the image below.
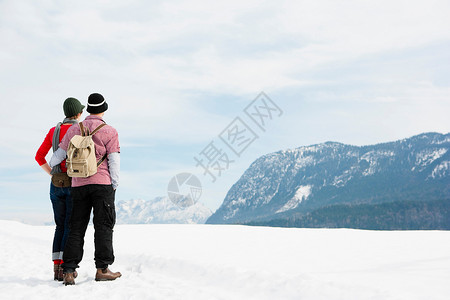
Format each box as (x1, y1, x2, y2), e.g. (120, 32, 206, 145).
(62, 184, 116, 272)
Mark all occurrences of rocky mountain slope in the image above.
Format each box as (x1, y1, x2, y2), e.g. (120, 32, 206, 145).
(207, 132, 450, 227)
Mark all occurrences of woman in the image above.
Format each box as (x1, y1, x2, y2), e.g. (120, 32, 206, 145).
(35, 97, 84, 281)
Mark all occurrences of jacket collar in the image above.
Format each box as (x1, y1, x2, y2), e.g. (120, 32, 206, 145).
(85, 115, 104, 121)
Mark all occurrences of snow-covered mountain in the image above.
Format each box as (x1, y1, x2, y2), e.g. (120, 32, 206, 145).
(116, 197, 212, 224)
(207, 132, 450, 225)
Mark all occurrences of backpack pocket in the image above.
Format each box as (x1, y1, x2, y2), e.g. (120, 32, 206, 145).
(67, 159, 90, 177)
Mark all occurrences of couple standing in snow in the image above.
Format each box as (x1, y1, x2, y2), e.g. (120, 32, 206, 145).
(35, 93, 121, 285)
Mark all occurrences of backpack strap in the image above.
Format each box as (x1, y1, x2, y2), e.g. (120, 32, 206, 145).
(97, 154, 108, 167)
(79, 122, 86, 137)
(91, 123, 107, 136)
(93, 123, 108, 167)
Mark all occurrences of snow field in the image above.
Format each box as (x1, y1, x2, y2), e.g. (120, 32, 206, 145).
(1, 220, 449, 299)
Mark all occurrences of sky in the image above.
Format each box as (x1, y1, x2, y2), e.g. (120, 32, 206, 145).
(1, 0, 449, 223)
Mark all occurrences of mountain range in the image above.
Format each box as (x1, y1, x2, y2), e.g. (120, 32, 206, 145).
(206, 132, 450, 229)
(116, 197, 212, 224)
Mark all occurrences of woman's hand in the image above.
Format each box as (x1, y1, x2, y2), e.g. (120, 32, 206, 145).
(40, 163, 52, 176)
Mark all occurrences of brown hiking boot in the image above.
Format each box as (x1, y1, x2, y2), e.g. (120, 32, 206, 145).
(54, 264, 63, 281)
(63, 272, 75, 286)
(95, 268, 122, 281)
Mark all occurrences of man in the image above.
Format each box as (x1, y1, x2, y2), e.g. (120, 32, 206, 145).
(35, 97, 84, 281)
(49, 93, 121, 285)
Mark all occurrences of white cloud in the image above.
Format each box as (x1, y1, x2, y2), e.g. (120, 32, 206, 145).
(1, 0, 450, 213)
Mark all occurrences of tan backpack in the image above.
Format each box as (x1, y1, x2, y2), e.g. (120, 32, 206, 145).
(66, 122, 107, 178)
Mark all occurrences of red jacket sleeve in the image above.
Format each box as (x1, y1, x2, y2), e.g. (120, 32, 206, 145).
(35, 127, 55, 166)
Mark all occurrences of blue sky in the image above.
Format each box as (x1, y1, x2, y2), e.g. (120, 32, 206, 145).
(1, 0, 449, 223)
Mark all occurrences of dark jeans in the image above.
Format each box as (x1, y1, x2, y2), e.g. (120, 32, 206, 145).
(62, 184, 116, 272)
(50, 183, 73, 261)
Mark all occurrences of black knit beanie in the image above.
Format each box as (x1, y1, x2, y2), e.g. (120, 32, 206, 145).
(63, 97, 85, 118)
(87, 93, 108, 114)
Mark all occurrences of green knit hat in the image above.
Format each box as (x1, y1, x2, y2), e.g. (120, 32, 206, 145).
(63, 97, 85, 117)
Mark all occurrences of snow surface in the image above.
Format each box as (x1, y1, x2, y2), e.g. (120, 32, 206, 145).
(277, 185, 312, 213)
(1, 220, 450, 300)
